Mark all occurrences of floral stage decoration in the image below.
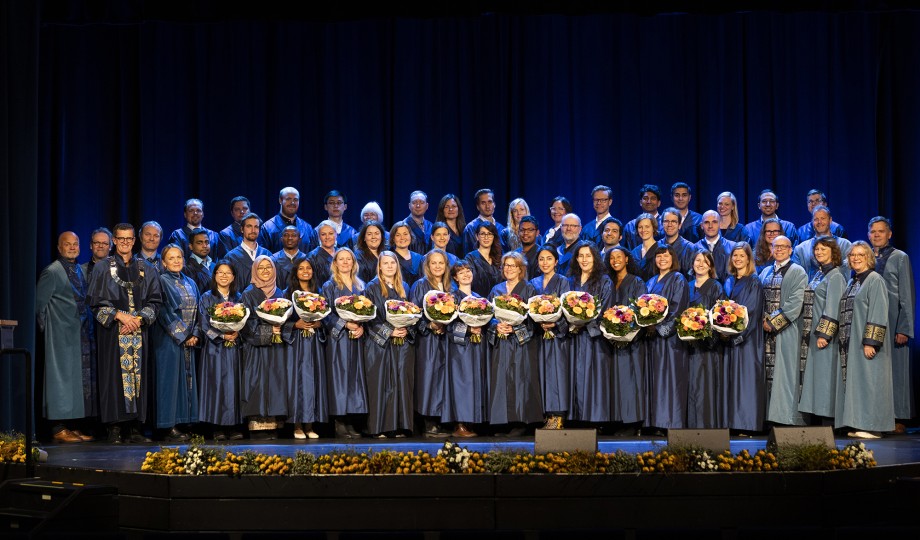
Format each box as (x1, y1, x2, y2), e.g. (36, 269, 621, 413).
(631, 293, 669, 327)
(385, 299, 422, 345)
(292, 291, 330, 337)
(334, 295, 377, 339)
(457, 295, 493, 343)
(255, 298, 293, 343)
(527, 294, 562, 339)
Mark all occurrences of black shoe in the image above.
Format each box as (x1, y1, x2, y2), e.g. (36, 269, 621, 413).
(250, 429, 277, 441)
(335, 419, 358, 439)
(506, 426, 526, 437)
(213, 430, 227, 442)
(128, 428, 153, 444)
(164, 427, 190, 443)
(424, 426, 450, 438)
(345, 423, 360, 437)
(107, 426, 123, 444)
(228, 431, 245, 441)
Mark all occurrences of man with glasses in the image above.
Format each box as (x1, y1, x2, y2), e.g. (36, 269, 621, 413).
(403, 190, 433, 255)
(322, 190, 358, 248)
(514, 216, 541, 280)
(657, 208, 696, 274)
(581, 185, 615, 245)
(792, 206, 852, 279)
(82, 227, 112, 287)
(88, 223, 163, 444)
(759, 235, 807, 428)
(258, 187, 319, 255)
(622, 184, 663, 250)
(556, 214, 583, 275)
(796, 189, 847, 241)
(744, 190, 798, 248)
(167, 198, 220, 259)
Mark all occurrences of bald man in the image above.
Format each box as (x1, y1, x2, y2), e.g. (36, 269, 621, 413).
(35, 232, 98, 443)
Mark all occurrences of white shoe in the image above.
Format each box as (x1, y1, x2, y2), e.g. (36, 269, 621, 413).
(849, 431, 881, 439)
(293, 427, 307, 440)
(306, 431, 319, 439)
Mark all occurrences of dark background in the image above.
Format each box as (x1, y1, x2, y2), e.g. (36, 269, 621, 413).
(2, 0, 918, 430)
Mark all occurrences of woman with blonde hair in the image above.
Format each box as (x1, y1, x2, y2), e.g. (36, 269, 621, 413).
(501, 198, 531, 251)
(716, 192, 753, 245)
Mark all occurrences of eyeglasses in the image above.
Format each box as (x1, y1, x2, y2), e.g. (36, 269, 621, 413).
(92, 241, 110, 247)
(764, 229, 782, 235)
(561, 224, 580, 229)
(478, 231, 494, 237)
(773, 245, 792, 251)
(760, 199, 777, 205)
(593, 198, 610, 204)
(326, 200, 345, 207)
(519, 227, 537, 233)
(214, 271, 233, 276)
(113, 237, 134, 243)
(662, 219, 680, 225)
(502, 264, 519, 269)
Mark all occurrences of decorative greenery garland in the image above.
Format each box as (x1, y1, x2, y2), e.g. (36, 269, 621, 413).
(136, 437, 877, 476)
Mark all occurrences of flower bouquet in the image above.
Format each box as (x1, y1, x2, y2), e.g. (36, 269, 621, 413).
(492, 293, 527, 339)
(385, 299, 422, 345)
(292, 291, 330, 337)
(208, 301, 249, 347)
(423, 290, 459, 334)
(676, 305, 712, 341)
(256, 298, 293, 343)
(709, 299, 749, 336)
(527, 294, 563, 339)
(561, 290, 599, 334)
(599, 305, 639, 343)
(457, 295, 494, 343)
(631, 294, 669, 327)
(334, 295, 377, 339)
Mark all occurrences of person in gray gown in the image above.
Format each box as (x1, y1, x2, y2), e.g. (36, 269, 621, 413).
(644, 245, 690, 432)
(722, 243, 765, 433)
(363, 251, 416, 438)
(798, 238, 847, 422)
(867, 216, 915, 427)
(834, 242, 895, 438)
(606, 246, 648, 432)
(151, 245, 200, 442)
(760, 236, 808, 427)
(686, 250, 725, 428)
(488, 252, 542, 436)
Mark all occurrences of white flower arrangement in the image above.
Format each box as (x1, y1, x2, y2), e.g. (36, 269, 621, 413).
(841, 441, 876, 468)
(436, 440, 471, 473)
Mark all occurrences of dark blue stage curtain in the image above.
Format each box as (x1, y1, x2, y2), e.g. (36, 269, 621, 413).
(2, 5, 919, 429)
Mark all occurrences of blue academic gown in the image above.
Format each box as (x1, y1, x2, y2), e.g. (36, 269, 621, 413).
(465, 250, 502, 298)
(216, 222, 244, 260)
(307, 247, 336, 292)
(721, 224, 751, 245)
(744, 217, 799, 247)
(197, 291, 244, 426)
(462, 217, 507, 254)
(182, 254, 214, 296)
(875, 246, 916, 419)
(622, 214, 663, 251)
(722, 274, 765, 431)
(151, 271, 200, 428)
(530, 273, 573, 416)
(240, 285, 295, 418)
(630, 242, 660, 282)
(645, 271, 690, 429)
(444, 289, 490, 424)
(687, 277, 725, 428)
(364, 278, 416, 435)
(168, 225, 220, 260)
(410, 279, 451, 418)
(355, 249, 379, 285)
(321, 279, 369, 416)
(611, 274, 648, 424)
(487, 281, 543, 425)
(282, 286, 328, 424)
(569, 274, 615, 423)
(258, 214, 319, 255)
(404, 216, 433, 255)
(394, 250, 424, 286)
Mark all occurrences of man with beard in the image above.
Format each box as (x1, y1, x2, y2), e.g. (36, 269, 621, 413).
(556, 213, 583, 275)
(621, 184, 663, 250)
(182, 228, 215, 294)
(36, 232, 97, 443)
(88, 223, 162, 443)
(216, 196, 251, 259)
(225, 213, 271, 292)
(271, 226, 307, 288)
(136, 221, 164, 273)
(744, 190, 799, 248)
(792, 206, 852, 279)
(167, 198, 220, 259)
(259, 187, 318, 254)
(515, 216, 541, 280)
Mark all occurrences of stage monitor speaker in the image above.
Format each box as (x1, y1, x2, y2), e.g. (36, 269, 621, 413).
(666, 429, 730, 453)
(535, 428, 597, 454)
(767, 426, 835, 448)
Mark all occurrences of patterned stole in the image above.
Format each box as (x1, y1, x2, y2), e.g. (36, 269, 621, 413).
(837, 278, 862, 385)
(799, 269, 825, 373)
(763, 268, 785, 390)
(110, 259, 144, 413)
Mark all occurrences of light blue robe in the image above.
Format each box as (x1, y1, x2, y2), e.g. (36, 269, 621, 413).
(760, 262, 807, 426)
(876, 247, 915, 419)
(798, 265, 846, 418)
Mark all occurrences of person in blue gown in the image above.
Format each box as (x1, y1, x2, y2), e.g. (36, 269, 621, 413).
(240, 255, 294, 439)
(284, 257, 328, 439)
(430, 222, 461, 267)
(465, 222, 503, 298)
(753, 218, 783, 275)
(409, 249, 455, 438)
(716, 192, 753, 245)
(443, 260, 488, 437)
(354, 220, 386, 286)
(389, 221, 424, 286)
(607, 246, 648, 432)
(488, 252, 543, 436)
(644, 245, 690, 432)
(834, 242, 895, 438)
(567, 242, 614, 426)
(798, 238, 847, 422)
(686, 250, 725, 428)
(629, 213, 661, 281)
(435, 194, 467, 259)
(530, 245, 573, 429)
(307, 220, 338, 292)
(363, 251, 416, 438)
(151, 245, 201, 441)
(722, 243, 766, 433)
(320, 247, 368, 439)
(196, 261, 245, 441)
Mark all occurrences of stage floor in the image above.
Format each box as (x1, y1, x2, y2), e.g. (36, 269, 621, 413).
(34, 431, 920, 472)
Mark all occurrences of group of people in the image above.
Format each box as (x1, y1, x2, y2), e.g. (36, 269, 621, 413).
(35, 183, 914, 443)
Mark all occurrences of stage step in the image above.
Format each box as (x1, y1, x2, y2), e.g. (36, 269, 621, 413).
(0, 478, 118, 535)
